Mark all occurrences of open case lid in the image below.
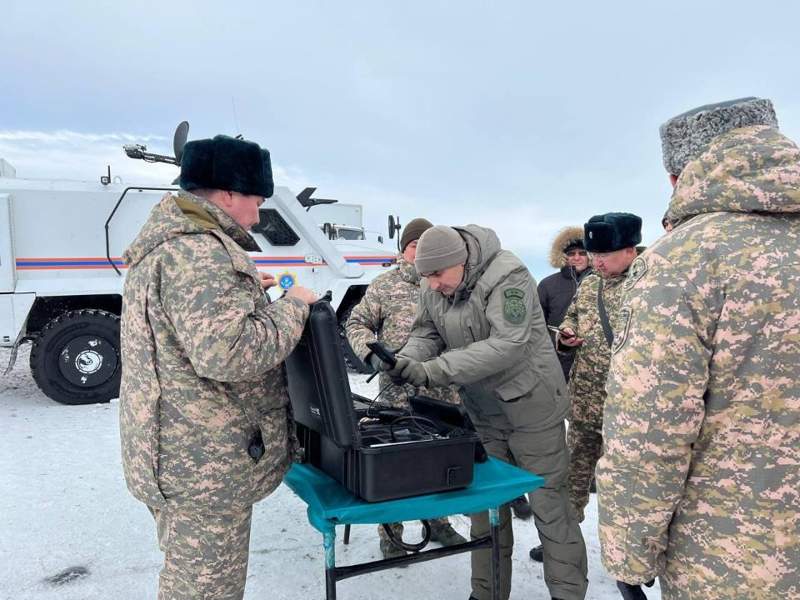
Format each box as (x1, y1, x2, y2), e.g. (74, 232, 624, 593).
(285, 300, 361, 448)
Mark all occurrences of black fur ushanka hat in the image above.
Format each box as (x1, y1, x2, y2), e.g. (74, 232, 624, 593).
(180, 135, 274, 198)
(584, 213, 642, 253)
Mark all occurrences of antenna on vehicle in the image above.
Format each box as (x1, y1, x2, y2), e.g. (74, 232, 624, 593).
(297, 187, 338, 211)
(173, 121, 190, 165)
(231, 97, 241, 137)
(100, 165, 112, 186)
(123, 121, 190, 167)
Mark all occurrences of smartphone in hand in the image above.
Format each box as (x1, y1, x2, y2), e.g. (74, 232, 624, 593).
(547, 325, 575, 339)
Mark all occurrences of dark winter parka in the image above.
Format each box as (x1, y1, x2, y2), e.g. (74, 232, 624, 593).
(537, 227, 592, 380)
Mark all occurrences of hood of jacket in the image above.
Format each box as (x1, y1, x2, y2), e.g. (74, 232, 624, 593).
(123, 191, 261, 267)
(453, 225, 502, 293)
(668, 125, 800, 225)
(396, 255, 420, 285)
(549, 226, 585, 268)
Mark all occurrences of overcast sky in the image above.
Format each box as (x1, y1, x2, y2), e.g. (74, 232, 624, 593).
(3, 0, 799, 279)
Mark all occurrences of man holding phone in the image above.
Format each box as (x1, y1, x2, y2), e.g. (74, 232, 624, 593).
(557, 213, 642, 523)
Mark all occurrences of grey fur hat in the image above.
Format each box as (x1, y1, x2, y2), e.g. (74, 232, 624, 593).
(659, 97, 778, 176)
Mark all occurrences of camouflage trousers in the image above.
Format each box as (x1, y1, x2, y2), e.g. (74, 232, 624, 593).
(567, 420, 603, 523)
(149, 504, 252, 600)
(377, 517, 452, 543)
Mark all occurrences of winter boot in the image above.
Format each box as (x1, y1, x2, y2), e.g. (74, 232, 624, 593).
(510, 495, 533, 520)
(427, 520, 467, 546)
(379, 537, 408, 562)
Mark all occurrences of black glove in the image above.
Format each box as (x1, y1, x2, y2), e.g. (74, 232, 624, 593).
(616, 580, 655, 600)
(387, 356, 428, 387)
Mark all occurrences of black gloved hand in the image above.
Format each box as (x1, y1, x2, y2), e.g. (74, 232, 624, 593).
(616, 579, 655, 600)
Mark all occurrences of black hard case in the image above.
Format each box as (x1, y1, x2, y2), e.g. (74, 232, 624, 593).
(286, 301, 478, 502)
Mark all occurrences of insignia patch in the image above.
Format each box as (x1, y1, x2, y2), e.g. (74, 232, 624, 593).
(503, 288, 526, 325)
(611, 306, 632, 355)
(624, 256, 648, 291)
(278, 272, 296, 289)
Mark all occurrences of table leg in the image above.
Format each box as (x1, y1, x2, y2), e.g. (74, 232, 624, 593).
(324, 530, 336, 600)
(489, 507, 500, 600)
(343, 524, 351, 545)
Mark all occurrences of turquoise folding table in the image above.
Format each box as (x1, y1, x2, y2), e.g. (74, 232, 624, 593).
(284, 457, 543, 600)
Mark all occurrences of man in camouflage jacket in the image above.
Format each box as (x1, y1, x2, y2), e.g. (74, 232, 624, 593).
(345, 218, 466, 558)
(598, 97, 800, 600)
(120, 135, 316, 600)
(558, 213, 641, 523)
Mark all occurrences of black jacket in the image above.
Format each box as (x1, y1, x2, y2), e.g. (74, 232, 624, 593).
(537, 266, 592, 380)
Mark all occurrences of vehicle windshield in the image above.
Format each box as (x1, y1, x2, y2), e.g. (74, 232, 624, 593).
(335, 227, 365, 240)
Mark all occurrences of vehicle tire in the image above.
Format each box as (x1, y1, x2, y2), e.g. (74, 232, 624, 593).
(337, 304, 371, 374)
(30, 309, 121, 405)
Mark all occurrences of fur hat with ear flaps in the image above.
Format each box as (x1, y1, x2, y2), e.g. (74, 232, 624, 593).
(584, 213, 642, 253)
(549, 226, 585, 268)
(180, 135, 274, 198)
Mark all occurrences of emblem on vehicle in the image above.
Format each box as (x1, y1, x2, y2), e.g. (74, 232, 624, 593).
(279, 272, 296, 290)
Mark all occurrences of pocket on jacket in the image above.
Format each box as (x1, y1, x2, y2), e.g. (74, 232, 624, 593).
(495, 365, 536, 401)
(499, 380, 564, 432)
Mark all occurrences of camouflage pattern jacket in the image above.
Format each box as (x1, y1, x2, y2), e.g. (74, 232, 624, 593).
(402, 225, 567, 426)
(120, 192, 309, 511)
(559, 271, 627, 427)
(597, 125, 800, 598)
(345, 257, 459, 406)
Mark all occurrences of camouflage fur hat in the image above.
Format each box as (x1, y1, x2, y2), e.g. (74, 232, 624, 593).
(180, 135, 274, 198)
(549, 226, 585, 268)
(584, 213, 641, 253)
(660, 97, 778, 176)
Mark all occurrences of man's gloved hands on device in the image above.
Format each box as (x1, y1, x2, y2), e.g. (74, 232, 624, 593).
(372, 354, 429, 387)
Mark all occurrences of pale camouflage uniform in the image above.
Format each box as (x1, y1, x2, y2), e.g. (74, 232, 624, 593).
(345, 256, 460, 544)
(120, 191, 308, 599)
(559, 270, 627, 521)
(598, 125, 800, 599)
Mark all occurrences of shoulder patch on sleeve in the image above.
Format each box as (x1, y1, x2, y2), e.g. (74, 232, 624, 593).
(503, 288, 526, 324)
(611, 306, 632, 355)
(624, 256, 648, 291)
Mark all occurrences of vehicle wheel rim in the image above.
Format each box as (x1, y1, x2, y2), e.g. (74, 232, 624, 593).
(57, 335, 119, 387)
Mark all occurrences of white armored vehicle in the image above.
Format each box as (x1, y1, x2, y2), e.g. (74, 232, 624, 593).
(0, 124, 401, 404)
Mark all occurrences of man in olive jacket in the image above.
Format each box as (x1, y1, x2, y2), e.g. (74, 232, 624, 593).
(598, 97, 800, 599)
(120, 135, 316, 599)
(384, 224, 587, 600)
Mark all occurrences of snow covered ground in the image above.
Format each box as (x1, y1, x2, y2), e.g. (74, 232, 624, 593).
(0, 345, 661, 600)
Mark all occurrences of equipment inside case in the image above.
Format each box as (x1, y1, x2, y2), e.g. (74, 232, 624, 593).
(285, 300, 479, 502)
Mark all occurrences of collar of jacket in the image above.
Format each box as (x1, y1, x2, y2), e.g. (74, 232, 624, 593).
(560, 265, 592, 282)
(397, 256, 420, 285)
(176, 191, 262, 252)
(668, 125, 800, 225)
